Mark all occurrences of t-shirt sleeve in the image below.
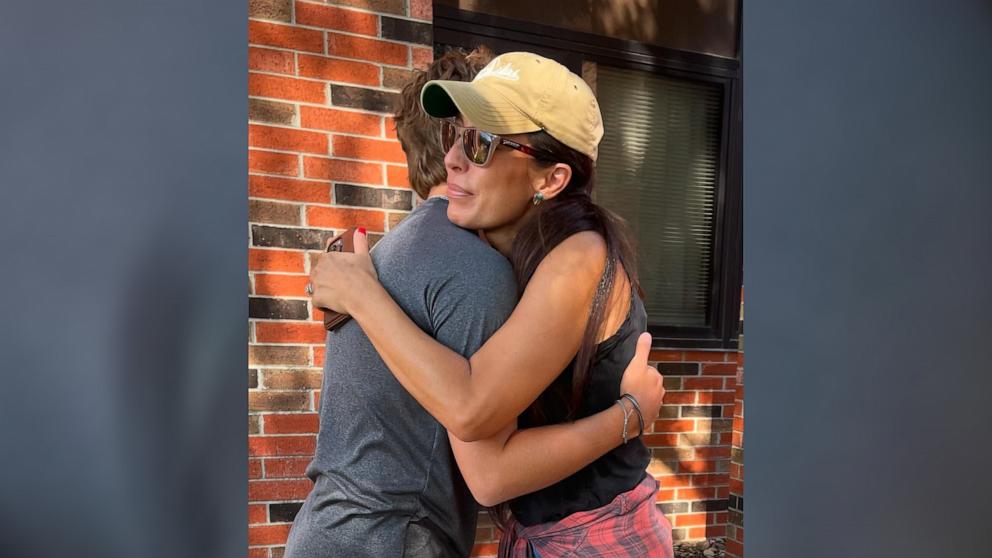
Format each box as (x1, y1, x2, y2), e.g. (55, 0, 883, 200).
(428, 258, 518, 358)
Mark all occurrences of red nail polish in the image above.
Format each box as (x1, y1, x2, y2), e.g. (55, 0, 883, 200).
(357, 227, 366, 235)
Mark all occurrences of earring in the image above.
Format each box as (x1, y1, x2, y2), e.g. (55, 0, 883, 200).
(532, 192, 544, 206)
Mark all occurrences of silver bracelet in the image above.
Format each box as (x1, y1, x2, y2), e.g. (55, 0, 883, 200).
(620, 393, 645, 438)
(615, 398, 633, 444)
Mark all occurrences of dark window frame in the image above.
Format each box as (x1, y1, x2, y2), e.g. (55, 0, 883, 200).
(433, 5, 742, 350)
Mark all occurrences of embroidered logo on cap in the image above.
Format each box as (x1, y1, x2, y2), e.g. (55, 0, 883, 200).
(475, 57, 520, 82)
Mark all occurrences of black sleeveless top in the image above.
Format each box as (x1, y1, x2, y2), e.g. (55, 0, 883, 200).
(510, 294, 650, 526)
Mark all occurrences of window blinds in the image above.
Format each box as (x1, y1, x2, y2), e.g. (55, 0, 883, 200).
(593, 65, 723, 327)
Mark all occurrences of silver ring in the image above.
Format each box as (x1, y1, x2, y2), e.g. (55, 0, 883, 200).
(305, 283, 314, 295)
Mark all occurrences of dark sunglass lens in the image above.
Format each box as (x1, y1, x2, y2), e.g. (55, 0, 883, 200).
(465, 129, 494, 165)
(440, 121, 457, 152)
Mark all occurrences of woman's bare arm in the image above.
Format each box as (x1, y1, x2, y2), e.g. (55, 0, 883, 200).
(311, 231, 608, 441)
(450, 333, 664, 507)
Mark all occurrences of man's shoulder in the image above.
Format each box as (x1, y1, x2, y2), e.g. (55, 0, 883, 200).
(375, 200, 514, 282)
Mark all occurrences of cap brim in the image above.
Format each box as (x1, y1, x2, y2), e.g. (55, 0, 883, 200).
(420, 80, 541, 136)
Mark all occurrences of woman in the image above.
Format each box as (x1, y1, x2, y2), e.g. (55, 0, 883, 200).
(310, 52, 673, 557)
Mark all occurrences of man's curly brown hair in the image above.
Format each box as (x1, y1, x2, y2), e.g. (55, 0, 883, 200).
(393, 46, 493, 200)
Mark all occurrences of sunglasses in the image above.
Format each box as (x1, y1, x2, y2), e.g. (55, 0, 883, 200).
(440, 120, 550, 167)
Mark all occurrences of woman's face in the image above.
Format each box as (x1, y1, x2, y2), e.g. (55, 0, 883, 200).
(443, 116, 539, 238)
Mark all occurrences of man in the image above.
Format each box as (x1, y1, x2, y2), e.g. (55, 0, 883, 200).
(285, 49, 661, 557)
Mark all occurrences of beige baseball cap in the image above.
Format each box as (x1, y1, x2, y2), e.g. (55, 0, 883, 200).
(420, 52, 604, 161)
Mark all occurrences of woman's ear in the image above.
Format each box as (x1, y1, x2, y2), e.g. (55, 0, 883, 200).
(534, 163, 572, 201)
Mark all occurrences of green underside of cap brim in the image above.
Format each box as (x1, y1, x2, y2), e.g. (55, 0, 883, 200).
(421, 80, 542, 136)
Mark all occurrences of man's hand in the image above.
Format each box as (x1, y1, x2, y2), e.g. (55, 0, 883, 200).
(309, 228, 377, 315)
(619, 332, 665, 436)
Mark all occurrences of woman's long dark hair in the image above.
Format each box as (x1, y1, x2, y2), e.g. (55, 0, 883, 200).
(489, 130, 642, 529)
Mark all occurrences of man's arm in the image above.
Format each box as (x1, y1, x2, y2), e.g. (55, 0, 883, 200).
(450, 333, 664, 507)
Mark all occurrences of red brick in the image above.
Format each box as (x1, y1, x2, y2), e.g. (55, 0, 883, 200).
(327, 33, 408, 66)
(701, 363, 738, 376)
(694, 446, 732, 459)
(250, 124, 329, 154)
(313, 346, 325, 367)
(706, 525, 727, 538)
(325, 0, 404, 15)
(654, 420, 695, 433)
(679, 460, 723, 474)
(303, 156, 381, 184)
(254, 274, 310, 297)
(249, 548, 267, 558)
(249, 503, 267, 524)
(683, 377, 724, 390)
(656, 488, 676, 501)
(676, 487, 717, 501)
(412, 46, 432, 70)
(250, 73, 326, 104)
(256, 322, 327, 343)
(683, 351, 728, 362)
(410, 0, 431, 20)
(265, 456, 312, 478)
(690, 473, 730, 487)
(249, 46, 295, 74)
(650, 350, 682, 362)
(298, 54, 380, 86)
(264, 413, 320, 433)
(249, 524, 292, 545)
(249, 458, 263, 479)
(654, 474, 691, 490)
(300, 106, 381, 135)
(695, 391, 735, 404)
(249, 20, 323, 53)
(726, 539, 743, 557)
(642, 433, 679, 447)
(250, 175, 330, 204)
(312, 390, 321, 411)
(249, 150, 299, 176)
(307, 206, 385, 231)
(688, 525, 726, 539)
(383, 116, 397, 140)
(673, 512, 707, 527)
(385, 164, 408, 187)
(471, 543, 499, 557)
(249, 435, 316, 457)
(249, 248, 305, 273)
(295, 1, 378, 35)
(662, 391, 695, 405)
(333, 135, 405, 163)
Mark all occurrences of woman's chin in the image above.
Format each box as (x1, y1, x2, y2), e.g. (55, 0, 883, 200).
(446, 202, 474, 229)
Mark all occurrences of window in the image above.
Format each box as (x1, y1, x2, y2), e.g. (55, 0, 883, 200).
(434, 5, 742, 349)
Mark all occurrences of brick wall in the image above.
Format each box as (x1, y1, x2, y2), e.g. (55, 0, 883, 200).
(247, 2, 744, 557)
(247, 0, 432, 556)
(726, 293, 745, 558)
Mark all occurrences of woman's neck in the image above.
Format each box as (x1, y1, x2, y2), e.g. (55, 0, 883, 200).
(480, 207, 537, 257)
(479, 227, 515, 257)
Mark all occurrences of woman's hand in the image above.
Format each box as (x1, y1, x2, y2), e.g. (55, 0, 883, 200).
(619, 332, 665, 435)
(309, 228, 378, 315)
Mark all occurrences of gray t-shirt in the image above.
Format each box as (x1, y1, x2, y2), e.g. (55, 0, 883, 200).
(284, 198, 517, 558)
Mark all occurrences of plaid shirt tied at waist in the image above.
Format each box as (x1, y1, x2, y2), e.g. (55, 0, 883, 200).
(497, 474, 674, 558)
